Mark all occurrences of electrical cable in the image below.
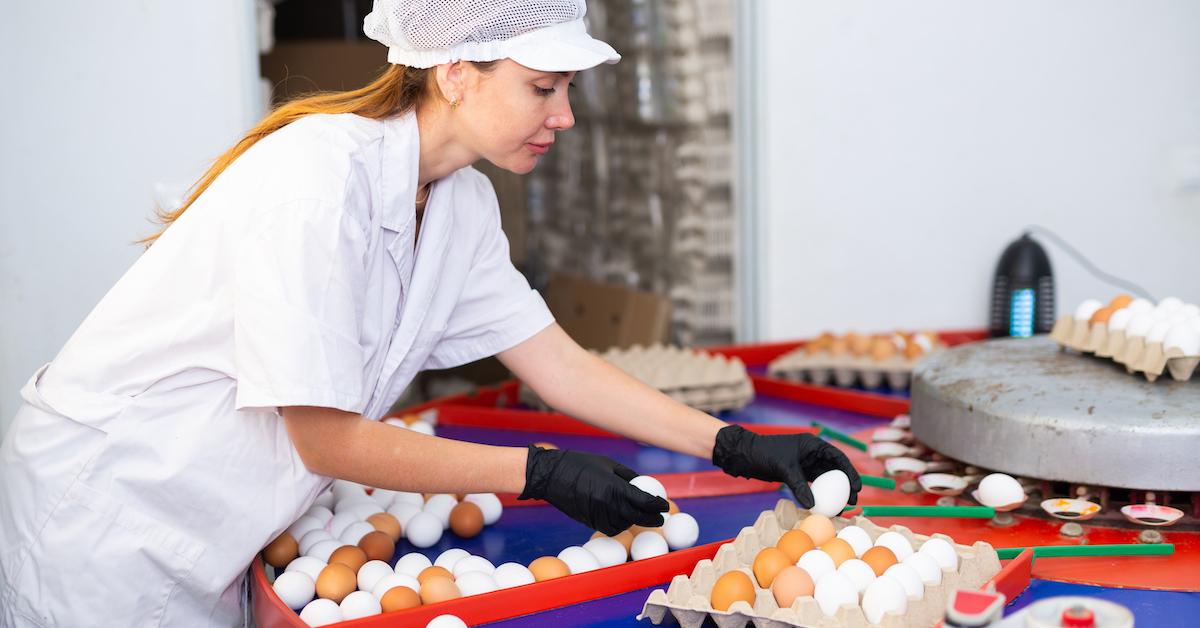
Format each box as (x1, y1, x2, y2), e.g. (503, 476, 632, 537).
(1023, 224, 1154, 300)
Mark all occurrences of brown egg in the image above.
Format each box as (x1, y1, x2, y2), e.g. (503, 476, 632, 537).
(828, 336, 849, 357)
(532, 441, 558, 450)
(710, 570, 756, 612)
(448, 501, 484, 538)
(629, 524, 664, 537)
(359, 531, 395, 562)
(1109, 294, 1134, 309)
(752, 547, 792, 588)
(1090, 306, 1116, 325)
(903, 341, 925, 361)
(263, 533, 298, 568)
(805, 333, 835, 355)
(820, 538, 855, 567)
(401, 414, 421, 425)
(328, 545, 368, 572)
(367, 512, 402, 542)
(797, 515, 835, 546)
(776, 529, 816, 563)
(862, 546, 898, 576)
(380, 585, 421, 612)
(771, 565, 815, 608)
(667, 499, 680, 515)
(870, 337, 897, 362)
(315, 563, 357, 603)
(528, 556, 571, 581)
(419, 576, 461, 605)
(417, 566, 454, 585)
(847, 333, 871, 357)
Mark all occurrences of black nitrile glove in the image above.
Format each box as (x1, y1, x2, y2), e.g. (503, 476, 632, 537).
(518, 445, 669, 535)
(712, 424, 862, 509)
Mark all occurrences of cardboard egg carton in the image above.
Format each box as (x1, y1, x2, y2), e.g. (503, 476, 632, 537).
(520, 344, 754, 413)
(638, 499, 1000, 628)
(768, 334, 943, 391)
(1050, 315, 1200, 383)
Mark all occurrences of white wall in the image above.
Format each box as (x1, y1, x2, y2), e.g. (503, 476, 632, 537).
(750, 1, 1200, 340)
(0, 1, 262, 434)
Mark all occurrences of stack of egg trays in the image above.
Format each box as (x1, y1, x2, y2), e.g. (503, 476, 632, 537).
(767, 350, 926, 391)
(638, 499, 1001, 628)
(1050, 316, 1199, 383)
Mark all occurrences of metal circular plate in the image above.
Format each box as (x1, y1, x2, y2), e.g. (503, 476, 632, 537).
(911, 336, 1200, 491)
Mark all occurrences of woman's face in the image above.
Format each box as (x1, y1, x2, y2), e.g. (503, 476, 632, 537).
(455, 60, 577, 174)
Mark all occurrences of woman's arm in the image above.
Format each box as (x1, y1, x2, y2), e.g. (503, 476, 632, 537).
(497, 324, 728, 459)
(281, 406, 528, 494)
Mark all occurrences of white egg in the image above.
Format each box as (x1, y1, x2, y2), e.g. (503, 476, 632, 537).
(273, 571, 315, 610)
(394, 552, 433, 578)
(1107, 307, 1134, 331)
(883, 563, 925, 600)
(383, 417, 409, 429)
(558, 545, 602, 573)
(873, 531, 914, 562)
(583, 536, 628, 567)
(1157, 296, 1183, 313)
(288, 515, 325, 539)
(809, 470, 851, 517)
(313, 490, 336, 511)
(629, 475, 668, 500)
(1180, 303, 1200, 319)
(836, 558, 876, 594)
(299, 598, 343, 626)
(434, 548, 471, 571)
(387, 502, 423, 528)
(334, 494, 377, 514)
(453, 556, 496, 578)
(391, 491, 426, 508)
(331, 480, 368, 501)
(327, 512, 361, 538)
(662, 512, 700, 550)
(1164, 324, 1200, 354)
(424, 494, 459, 528)
(404, 512, 443, 548)
(339, 521, 376, 546)
(917, 538, 959, 571)
(977, 473, 1024, 509)
(370, 489, 397, 507)
(426, 615, 468, 628)
(813, 571, 858, 617)
(1073, 299, 1103, 321)
(339, 590, 381, 620)
(493, 562, 536, 588)
(861, 574, 908, 624)
(346, 503, 385, 522)
(835, 525, 872, 558)
(409, 420, 436, 436)
(630, 531, 670, 561)
(797, 549, 836, 583)
(356, 560, 393, 592)
(285, 556, 328, 583)
(1127, 298, 1154, 313)
(1147, 321, 1172, 343)
(902, 552, 943, 586)
(305, 540, 343, 563)
(463, 493, 503, 525)
(371, 573, 420, 599)
(1126, 312, 1158, 337)
(298, 530, 334, 556)
(455, 570, 499, 596)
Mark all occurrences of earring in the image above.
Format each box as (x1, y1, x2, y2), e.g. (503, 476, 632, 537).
(449, 98, 460, 110)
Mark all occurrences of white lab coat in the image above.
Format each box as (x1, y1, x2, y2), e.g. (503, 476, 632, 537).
(0, 111, 553, 626)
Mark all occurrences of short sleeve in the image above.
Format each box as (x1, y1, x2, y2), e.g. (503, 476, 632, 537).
(233, 199, 370, 413)
(424, 194, 554, 370)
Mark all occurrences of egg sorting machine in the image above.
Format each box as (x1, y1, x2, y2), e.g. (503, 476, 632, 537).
(910, 336, 1198, 528)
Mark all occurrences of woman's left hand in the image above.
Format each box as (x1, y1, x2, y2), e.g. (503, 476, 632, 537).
(711, 425, 862, 509)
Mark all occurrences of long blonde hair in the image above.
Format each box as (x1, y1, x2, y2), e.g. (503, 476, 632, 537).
(140, 64, 430, 245)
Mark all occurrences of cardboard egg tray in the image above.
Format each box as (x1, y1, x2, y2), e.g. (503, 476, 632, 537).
(767, 352, 925, 391)
(637, 499, 1001, 628)
(521, 344, 754, 412)
(1050, 316, 1199, 383)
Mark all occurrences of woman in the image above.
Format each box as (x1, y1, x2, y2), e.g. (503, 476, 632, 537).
(0, 1, 860, 625)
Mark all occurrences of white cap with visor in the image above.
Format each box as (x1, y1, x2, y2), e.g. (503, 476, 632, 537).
(364, 0, 620, 72)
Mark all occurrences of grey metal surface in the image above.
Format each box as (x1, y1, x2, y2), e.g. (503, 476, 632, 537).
(911, 336, 1200, 491)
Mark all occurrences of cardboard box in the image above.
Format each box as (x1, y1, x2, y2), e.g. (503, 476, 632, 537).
(546, 274, 672, 351)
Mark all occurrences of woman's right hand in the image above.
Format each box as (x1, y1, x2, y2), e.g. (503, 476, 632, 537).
(518, 445, 668, 535)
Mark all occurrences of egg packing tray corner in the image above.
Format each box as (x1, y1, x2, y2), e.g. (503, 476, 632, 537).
(637, 499, 1001, 628)
(1050, 314, 1199, 383)
(767, 333, 944, 392)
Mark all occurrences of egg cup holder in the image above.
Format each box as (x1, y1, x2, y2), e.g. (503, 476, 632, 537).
(637, 499, 1000, 628)
(1050, 316, 1199, 383)
(767, 352, 926, 391)
(520, 344, 754, 413)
